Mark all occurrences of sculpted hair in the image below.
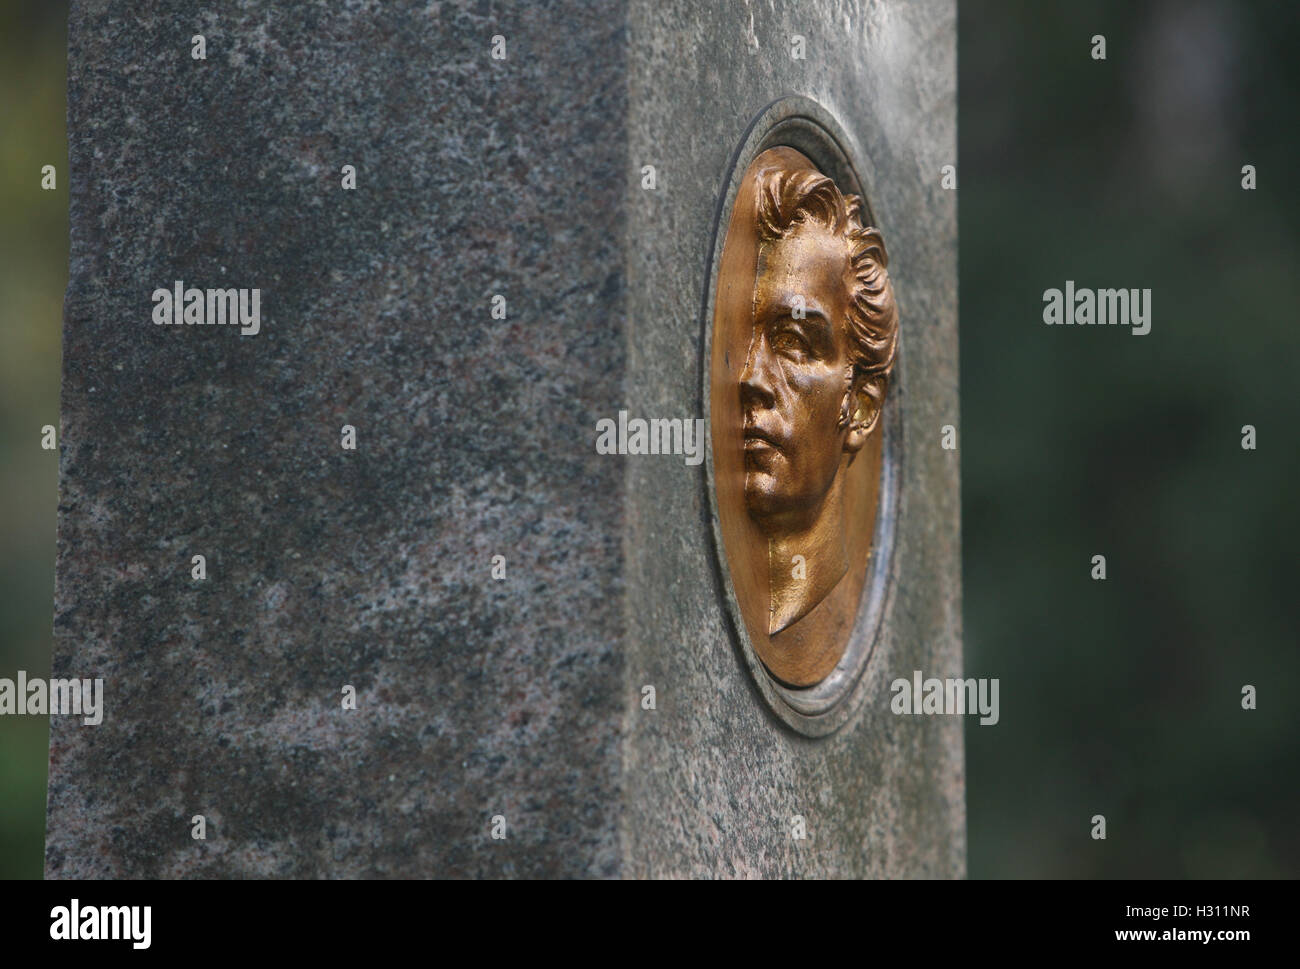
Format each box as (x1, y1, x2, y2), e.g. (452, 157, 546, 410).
(755, 168, 900, 398)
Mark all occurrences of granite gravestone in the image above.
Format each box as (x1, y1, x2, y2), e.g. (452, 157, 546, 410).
(48, 0, 960, 878)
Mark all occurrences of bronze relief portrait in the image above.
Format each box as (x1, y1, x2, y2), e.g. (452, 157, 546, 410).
(710, 146, 899, 689)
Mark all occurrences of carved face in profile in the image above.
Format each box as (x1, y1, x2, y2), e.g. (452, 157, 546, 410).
(742, 220, 871, 528)
(710, 148, 898, 688)
(739, 165, 898, 644)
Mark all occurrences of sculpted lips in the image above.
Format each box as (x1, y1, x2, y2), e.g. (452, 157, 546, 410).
(742, 421, 782, 453)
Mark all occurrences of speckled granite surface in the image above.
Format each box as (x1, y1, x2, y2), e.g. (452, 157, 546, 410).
(621, 0, 962, 877)
(49, 0, 960, 878)
(49, 0, 627, 878)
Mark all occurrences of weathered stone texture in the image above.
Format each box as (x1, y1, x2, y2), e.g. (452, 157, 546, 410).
(50, 0, 959, 878)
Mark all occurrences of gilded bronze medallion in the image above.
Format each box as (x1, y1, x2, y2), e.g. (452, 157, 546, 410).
(709, 146, 899, 688)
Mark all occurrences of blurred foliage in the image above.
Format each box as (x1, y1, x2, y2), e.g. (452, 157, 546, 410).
(961, 0, 1300, 877)
(0, 1, 67, 879)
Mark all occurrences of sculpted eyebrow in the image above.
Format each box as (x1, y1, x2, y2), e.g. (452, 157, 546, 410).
(798, 308, 831, 333)
(763, 295, 829, 325)
(779, 306, 832, 345)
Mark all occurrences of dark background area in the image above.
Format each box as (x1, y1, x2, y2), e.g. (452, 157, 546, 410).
(960, 0, 1299, 877)
(1, 1, 1296, 878)
(0, 0, 66, 880)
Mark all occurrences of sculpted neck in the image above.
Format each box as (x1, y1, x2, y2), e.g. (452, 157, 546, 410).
(766, 483, 849, 635)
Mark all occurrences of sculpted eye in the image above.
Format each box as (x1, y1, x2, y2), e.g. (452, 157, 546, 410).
(772, 322, 810, 355)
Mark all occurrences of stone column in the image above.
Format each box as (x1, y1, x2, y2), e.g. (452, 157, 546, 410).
(48, 0, 959, 878)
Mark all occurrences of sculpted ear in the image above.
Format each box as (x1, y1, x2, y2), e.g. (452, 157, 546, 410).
(843, 373, 886, 455)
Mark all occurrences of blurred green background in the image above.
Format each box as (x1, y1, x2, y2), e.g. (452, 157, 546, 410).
(1, 1, 66, 879)
(1, 2, 1296, 878)
(961, 1, 1299, 877)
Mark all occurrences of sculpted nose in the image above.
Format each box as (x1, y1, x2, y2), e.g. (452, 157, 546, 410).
(740, 333, 775, 409)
